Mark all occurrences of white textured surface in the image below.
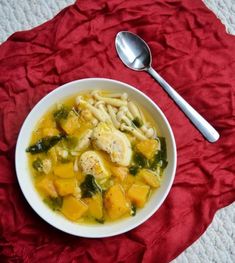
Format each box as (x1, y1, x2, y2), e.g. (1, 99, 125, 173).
(0, 0, 234, 262)
(203, 0, 235, 35)
(173, 203, 235, 263)
(0, 0, 74, 43)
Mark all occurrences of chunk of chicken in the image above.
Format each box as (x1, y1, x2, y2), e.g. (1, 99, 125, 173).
(92, 123, 132, 166)
(79, 151, 109, 179)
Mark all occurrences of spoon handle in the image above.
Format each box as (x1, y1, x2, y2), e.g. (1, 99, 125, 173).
(147, 67, 220, 142)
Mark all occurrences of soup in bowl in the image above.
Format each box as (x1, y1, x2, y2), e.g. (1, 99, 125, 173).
(15, 78, 176, 237)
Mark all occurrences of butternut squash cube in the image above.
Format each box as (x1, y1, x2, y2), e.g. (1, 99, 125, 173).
(111, 166, 128, 181)
(104, 184, 130, 220)
(37, 177, 58, 198)
(53, 162, 74, 178)
(60, 112, 79, 135)
(85, 194, 103, 220)
(61, 196, 88, 221)
(136, 139, 159, 159)
(54, 178, 76, 196)
(127, 184, 150, 207)
(122, 174, 135, 191)
(138, 169, 161, 188)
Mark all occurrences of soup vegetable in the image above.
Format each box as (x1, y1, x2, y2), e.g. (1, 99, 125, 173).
(26, 90, 167, 224)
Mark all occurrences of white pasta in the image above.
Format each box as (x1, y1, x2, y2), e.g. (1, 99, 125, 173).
(120, 123, 147, 140)
(92, 90, 127, 107)
(127, 101, 141, 119)
(76, 90, 156, 141)
(95, 101, 112, 122)
(107, 105, 120, 129)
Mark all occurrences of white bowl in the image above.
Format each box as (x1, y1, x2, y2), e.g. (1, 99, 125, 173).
(15, 78, 177, 238)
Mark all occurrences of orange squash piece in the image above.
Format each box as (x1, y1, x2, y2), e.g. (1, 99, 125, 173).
(136, 139, 159, 159)
(85, 194, 103, 220)
(37, 177, 58, 198)
(61, 196, 88, 221)
(138, 169, 161, 188)
(53, 162, 74, 178)
(54, 178, 76, 196)
(104, 184, 130, 220)
(127, 184, 150, 208)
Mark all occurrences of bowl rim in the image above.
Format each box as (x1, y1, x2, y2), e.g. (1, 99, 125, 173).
(15, 77, 177, 238)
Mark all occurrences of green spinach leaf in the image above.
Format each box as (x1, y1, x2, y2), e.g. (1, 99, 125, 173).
(129, 165, 139, 175)
(133, 152, 147, 167)
(53, 106, 69, 122)
(26, 135, 65, 154)
(132, 117, 143, 128)
(44, 196, 63, 211)
(32, 158, 43, 172)
(80, 174, 102, 198)
(130, 204, 137, 216)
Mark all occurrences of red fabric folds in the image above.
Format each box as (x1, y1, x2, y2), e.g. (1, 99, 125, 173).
(0, 0, 235, 262)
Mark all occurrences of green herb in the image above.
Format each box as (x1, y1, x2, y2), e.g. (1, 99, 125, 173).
(129, 165, 139, 175)
(80, 174, 102, 198)
(149, 152, 163, 171)
(53, 106, 69, 122)
(130, 204, 136, 216)
(153, 151, 162, 166)
(160, 160, 168, 169)
(95, 218, 105, 224)
(26, 135, 65, 154)
(64, 136, 78, 149)
(158, 137, 167, 160)
(149, 137, 168, 171)
(44, 196, 63, 211)
(32, 158, 43, 172)
(148, 160, 157, 171)
(133, 152, 147, 167)
(149, 158, 168, 171)
(129, 152, 147, 175)
(132, 117, 143, 128)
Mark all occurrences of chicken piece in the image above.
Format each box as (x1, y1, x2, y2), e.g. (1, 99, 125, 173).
(92, 123, 132, 166)
(32, 158, 52, 174)
(79, 151, 109, 179)
(41, 159, 52, 174)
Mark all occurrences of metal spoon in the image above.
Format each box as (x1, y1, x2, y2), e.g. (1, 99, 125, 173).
(115, 31, 220, 143)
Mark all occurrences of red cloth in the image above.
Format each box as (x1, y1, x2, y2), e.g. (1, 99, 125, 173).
(0, 0, 234, 262)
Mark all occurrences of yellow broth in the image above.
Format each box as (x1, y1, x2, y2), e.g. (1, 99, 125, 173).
(26, 91, 167, 224)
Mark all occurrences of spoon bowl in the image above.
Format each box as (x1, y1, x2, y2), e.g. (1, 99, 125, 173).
(115, 31, 220, 143)
(115, 31, 151, 71)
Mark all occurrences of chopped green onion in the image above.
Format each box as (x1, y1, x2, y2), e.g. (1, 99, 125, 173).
(132, 117, 143, 128)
